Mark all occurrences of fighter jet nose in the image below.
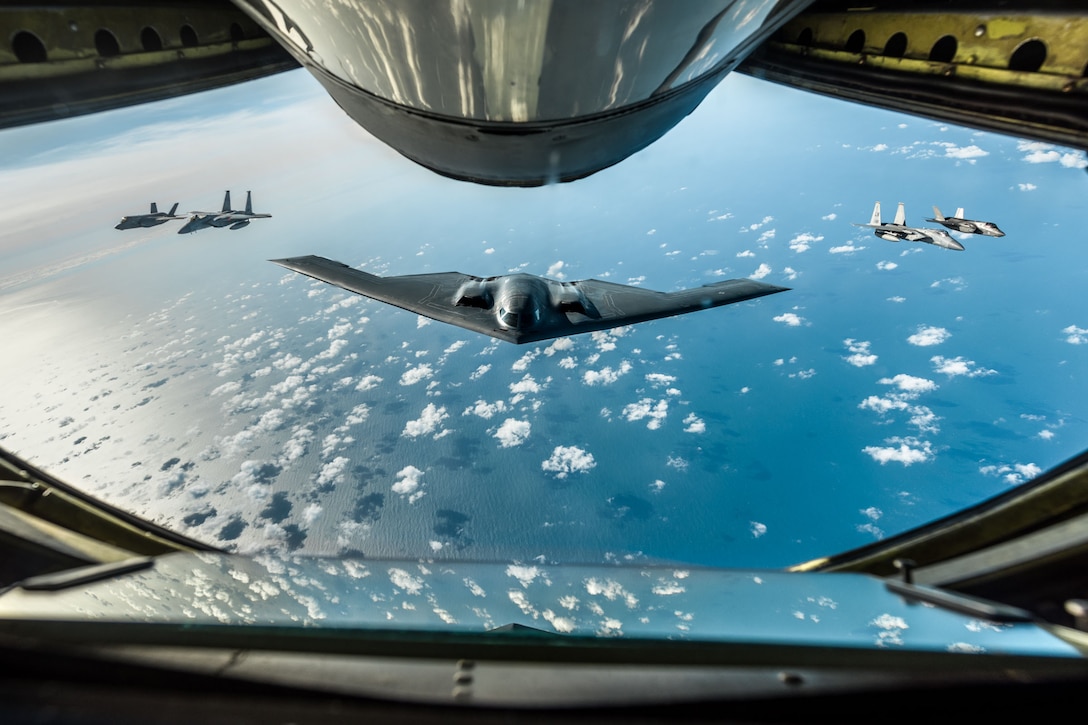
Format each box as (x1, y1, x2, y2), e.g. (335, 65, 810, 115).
(950, 239, 966, 251)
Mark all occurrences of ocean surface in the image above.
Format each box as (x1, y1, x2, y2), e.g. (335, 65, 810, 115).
(1, 69, 1085, 569)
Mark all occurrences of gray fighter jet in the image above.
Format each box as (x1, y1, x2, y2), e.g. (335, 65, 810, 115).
(114, 202, 183, 230)
(178, 191, 271, 234)
(271, 255, 788, 345)
(854, 201, 964, 251)
(926, 206, 1005, 237)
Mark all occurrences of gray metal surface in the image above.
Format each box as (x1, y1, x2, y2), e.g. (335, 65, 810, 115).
(271, 255, 788, 344)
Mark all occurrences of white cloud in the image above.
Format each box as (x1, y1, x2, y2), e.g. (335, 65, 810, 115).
(512, 349, 540, 372)
(506, 564, 542, 588)
(1018, 182, 1037, 191)
(749, 263, 772, 280)
(750, 521, 767, 538)
(416, 316, 432, 329)
(931, 355, 996, 378)
(783, 267, 797, 281)
(392, 465, 425, 496)
(645, 372, 676, 386)
(871, 143, 888, 152)
(463, 399, 506, 419)
(907, 326, 950, 346)
(1062, 324, 1088, 344)
(863, 438, 934, 465)
(509, 374, 543, 395)
(789, 232, 823, 253)
(876, 261, 898, 271)
(843, 339, 877, 367)
(858, 396, 909, 414)
(389, 567, 424, 595)
(494, 418, 531, 448)
(829, 243, 865, 254)
(682, 412, 705, 433)
(399, 363, 434, 386)
(354, 374, 383, 392)
(736, 249, 755, 258)
(773, 312, 804, 327)
(469, 364, 491, 380)
(945, 144, 988, 159)
(546, 260, 566, 279)
(583, 360, 632, 386)
(316, 456, 350, 486)
(979, 462, 1042, 485)
(543, 337, 574, 356)
(822, 213, 838, 221)
(541, 446, 596, 478)
(622, 398, 669, 430)
(402, 403, 449, 438)
(879, 374, 937, 393)
(887, 295, 906, 303)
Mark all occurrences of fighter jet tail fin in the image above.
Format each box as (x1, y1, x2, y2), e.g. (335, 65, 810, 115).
(893, 202, 906, 226)
(168, 202, 179, 216)
(931, 206, 945, 221)
(221, 191, 232, 213)
(150, 202, 159, 214)
(245, 191, 253, 215)
(955, 207, 965, 219)
(868, 202, 881, 226)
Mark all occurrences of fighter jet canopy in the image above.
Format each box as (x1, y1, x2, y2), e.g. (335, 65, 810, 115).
(233, 0, 809, 186)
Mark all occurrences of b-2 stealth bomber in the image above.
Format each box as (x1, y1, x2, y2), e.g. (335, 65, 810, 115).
(854, 202, 964, 251)
(272, 255, 788, 345)
(114, 202, 183, 230)
(926, 206, 1005, 237)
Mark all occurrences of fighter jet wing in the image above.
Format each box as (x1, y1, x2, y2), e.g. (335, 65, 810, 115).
(272, 255, 788, 345)
(271, 255, 522, 342)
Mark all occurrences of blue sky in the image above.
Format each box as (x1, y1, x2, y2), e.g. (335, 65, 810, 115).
(0, 67, 1086, 567)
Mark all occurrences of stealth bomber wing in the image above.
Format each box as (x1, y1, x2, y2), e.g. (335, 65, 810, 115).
(271, 255, 788, 345)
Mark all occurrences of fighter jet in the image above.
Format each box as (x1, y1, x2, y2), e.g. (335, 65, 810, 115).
(114, 202, 183, 230)
(926, 206, 1005, 237)
(853, 202, 964, 251)
(271, 255, 788, 345)
(177, 191, 271, 234)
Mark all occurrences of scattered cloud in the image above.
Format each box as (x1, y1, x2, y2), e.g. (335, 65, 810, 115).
(392, 465, 425, 500)
(1018, 140, 1087, 168)
(541, 446, 596, 478)
(682, 412, 705, 433)
(829, 243, 865, 254)
(494, 418, 531, 448)
(463, 399, 507, 419)
(399, 363, 434, 386)
(583, 361, 632, 386)
(546, 260, 566, 279)
(789, 232, 823, 253)
(736, 249, 755, 258)
(944, 144, 988, 160)
(876, 261, 898, 271)
(907, 326, 950, 346)
(750, 521, 767, 538)
(931, 355, 996, 378)
(822, 213, 838, 221)
(773, 312, 804, 327)
(622, 398, 669, 429)
(1018, 182, 1037, 191)
(750, 263, 772, 280)
(355, 374, 383, 391)
(469, 364, 491, 380)
(979, 461, 1042, 485)
(402, 403, 449, 438)
(879, 374, 937, 393)
(843, 339, 877, 367)
(1062, 324, 1088, 344)
(863, 437, 934, 465)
